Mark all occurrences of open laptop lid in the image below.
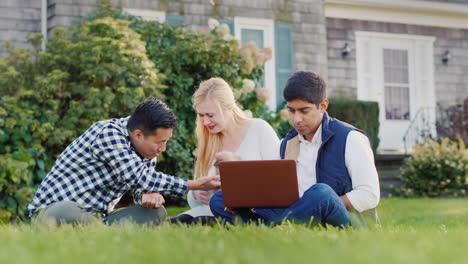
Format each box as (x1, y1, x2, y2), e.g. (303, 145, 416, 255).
(218, 160, 299, 208)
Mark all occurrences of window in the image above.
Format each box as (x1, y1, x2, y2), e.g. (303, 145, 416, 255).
(383, 49, 410, 120)
(166, 15, 185, 25)
(234, 17, 276, 110)
(241, 29, 266, 88)
(224, 18, 294, 109)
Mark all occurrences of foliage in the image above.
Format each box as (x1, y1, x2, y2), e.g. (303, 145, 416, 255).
(0, 153, 36, 223)
(395, 137, 468, 197)
(0, 1, 290, 215)
(436, 98, 468, 145)
(0, 17, 164, 221)
(327, 98, 380, 153)
(95, 9, 290, 181)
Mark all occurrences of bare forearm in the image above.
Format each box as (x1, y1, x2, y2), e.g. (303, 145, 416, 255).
(187, 180, 199, 190)
(187, 175, 221, 191)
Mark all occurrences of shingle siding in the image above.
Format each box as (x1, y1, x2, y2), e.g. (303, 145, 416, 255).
(326, 17, 468, 106)
(0, 0, 326, 79)
(0, 0, 42, 57)
(2, 0, 466, 107)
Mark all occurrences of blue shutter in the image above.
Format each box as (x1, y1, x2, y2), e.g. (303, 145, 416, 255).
(166, 15, 185, 25)
(275, 23, 294, 109)
(218, 19, 234, 35)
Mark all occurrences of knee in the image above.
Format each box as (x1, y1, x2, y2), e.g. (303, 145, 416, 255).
(312, 183, 335, 194)
(209, 191, 224, 215)
(43, 201, 79, 221)
(135, 205, 167, 225)
(107, 205, 167, 226)
(39, 201, 97, 226)
(303, 183, 337, 201)
(43, 201, 77, 215)
(149, 205, 167, 219)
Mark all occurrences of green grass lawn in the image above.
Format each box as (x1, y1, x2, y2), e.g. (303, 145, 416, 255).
(1, 198, 467, 264)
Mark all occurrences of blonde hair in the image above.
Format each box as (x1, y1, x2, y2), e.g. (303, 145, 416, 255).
(193, 77, 247, 179)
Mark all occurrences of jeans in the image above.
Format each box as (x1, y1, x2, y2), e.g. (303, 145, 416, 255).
(210, 183, 349, 227)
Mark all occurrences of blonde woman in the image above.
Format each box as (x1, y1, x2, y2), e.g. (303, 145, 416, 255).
(170, 77, 279, 224)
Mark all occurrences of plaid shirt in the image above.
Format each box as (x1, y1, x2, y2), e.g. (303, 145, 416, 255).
(28, 117, 187, 216)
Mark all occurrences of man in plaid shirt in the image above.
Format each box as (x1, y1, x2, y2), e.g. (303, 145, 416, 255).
(29, 98, 220, 226)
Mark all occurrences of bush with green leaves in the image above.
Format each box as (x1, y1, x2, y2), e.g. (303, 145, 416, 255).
(92, 9, 290, 182)
(0, 17, 164, 221)
(0, 2, 289, 218)
(0, 153, 36, 222)
(396, 137, 468, 197)
(327, 98, 380, 153)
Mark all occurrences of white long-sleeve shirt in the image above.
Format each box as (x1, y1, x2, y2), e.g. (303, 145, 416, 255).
(293, 125, 380, 212)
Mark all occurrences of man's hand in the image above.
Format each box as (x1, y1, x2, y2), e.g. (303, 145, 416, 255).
(187, 175, 221, 191)
(193, 190, 212, 205)
(142, 192, 165, 209)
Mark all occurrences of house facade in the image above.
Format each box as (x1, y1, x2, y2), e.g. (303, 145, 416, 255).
(1, 0, 467, 154)
(325, 0, 468, 153)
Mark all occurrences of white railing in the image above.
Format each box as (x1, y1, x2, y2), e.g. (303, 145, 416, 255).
(402, 107, 436, 154)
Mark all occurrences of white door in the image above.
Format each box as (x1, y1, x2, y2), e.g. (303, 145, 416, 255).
(356, 32, 436, 153)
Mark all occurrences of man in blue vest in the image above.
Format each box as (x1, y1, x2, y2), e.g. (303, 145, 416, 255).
(210, 71, 380, 227)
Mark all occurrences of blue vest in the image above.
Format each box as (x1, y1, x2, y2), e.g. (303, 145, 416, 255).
(280, 112, 363, 196)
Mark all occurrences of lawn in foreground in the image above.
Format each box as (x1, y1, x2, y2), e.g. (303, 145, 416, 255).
(1, 198, 467, 264)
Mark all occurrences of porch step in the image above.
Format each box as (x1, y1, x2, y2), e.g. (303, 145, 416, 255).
(375, 154, 408, 197)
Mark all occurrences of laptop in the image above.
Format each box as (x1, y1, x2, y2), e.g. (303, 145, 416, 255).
(218, 160, 299, 208)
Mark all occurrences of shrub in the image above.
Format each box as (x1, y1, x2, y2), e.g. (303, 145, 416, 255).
(0, 2, 289, 215)
(436, 98, 468, 145)
(327, 98, 380, 153)
(97, 9, 289, 181)
(396, 137, 468, 197)
(0, 17, 164, 221)
(0, 154, 36, 223)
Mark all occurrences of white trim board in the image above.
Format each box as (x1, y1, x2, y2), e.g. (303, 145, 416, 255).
(355, 31, 435, 43)
(324, 0, 468, 29)
(122, 8, 165, 22)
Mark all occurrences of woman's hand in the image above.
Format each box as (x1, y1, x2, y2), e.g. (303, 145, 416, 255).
(193, 190, 212, 205)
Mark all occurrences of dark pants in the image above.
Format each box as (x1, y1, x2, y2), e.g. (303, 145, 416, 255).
(34, 201, 166, 227)
(168, 214, 217, 225)
(210, 183, 350, 227)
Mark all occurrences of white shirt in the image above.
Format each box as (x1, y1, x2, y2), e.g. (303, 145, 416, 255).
(294, 125, 380, 213)
(184, 118, 280, 217)
(296, 125, 322, 197)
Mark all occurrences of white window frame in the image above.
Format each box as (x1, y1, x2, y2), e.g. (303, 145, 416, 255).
(234, 17, 276, 110)
(122, 8, 165, 22)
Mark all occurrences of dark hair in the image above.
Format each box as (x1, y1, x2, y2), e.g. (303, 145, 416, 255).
(283, 71, 327, 107)
(127, 98, 177, 135)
